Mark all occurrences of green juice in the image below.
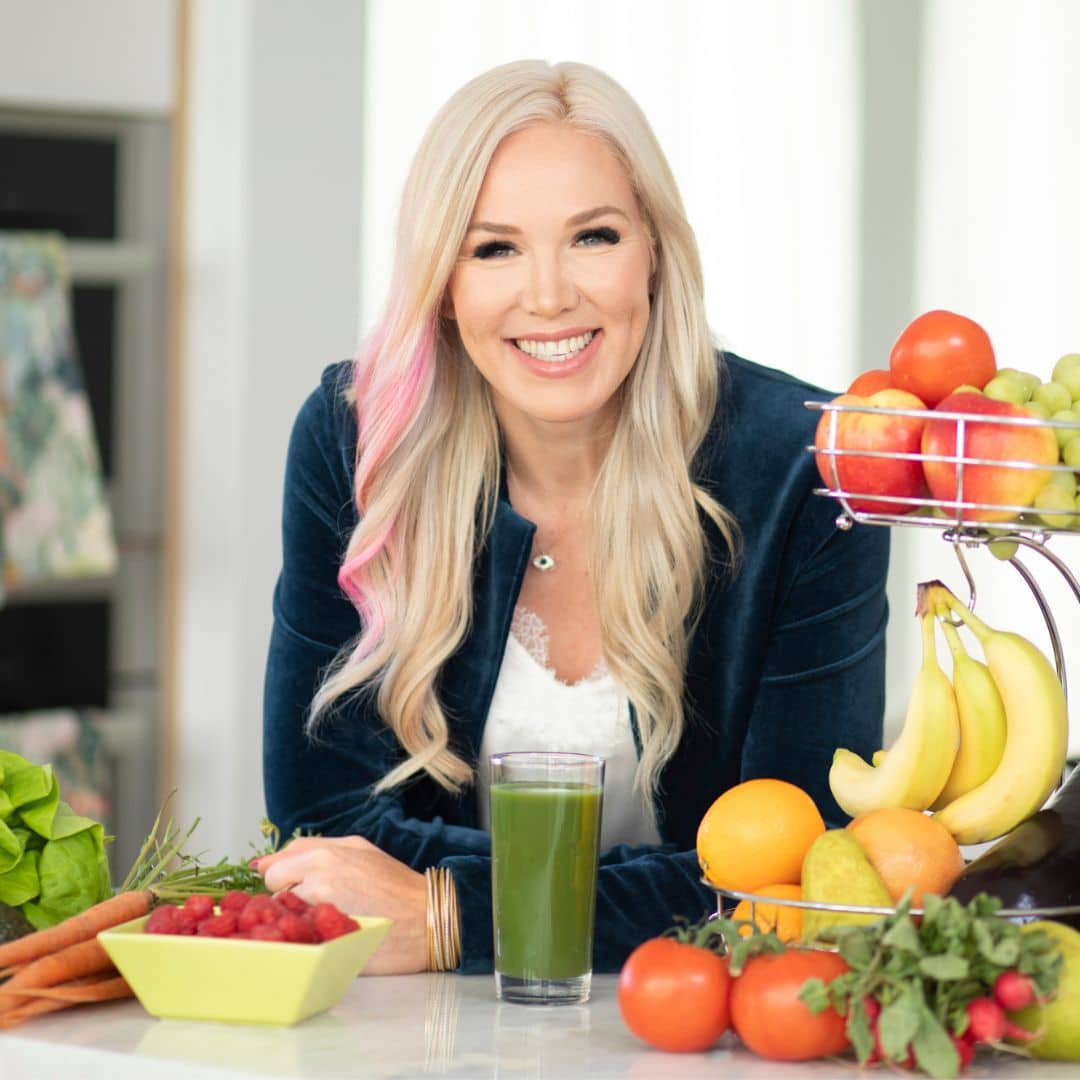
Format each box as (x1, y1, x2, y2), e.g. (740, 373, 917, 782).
(490, 781, 603, 981)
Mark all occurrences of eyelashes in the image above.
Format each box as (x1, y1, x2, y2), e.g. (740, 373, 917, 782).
(579, 226, 620, 247)
(471, 240, 515, 260)
(469, 226, 622, 260)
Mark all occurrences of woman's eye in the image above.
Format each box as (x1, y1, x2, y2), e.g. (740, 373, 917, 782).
(472, 240, 515, 259)
(575, 226, 620, 247)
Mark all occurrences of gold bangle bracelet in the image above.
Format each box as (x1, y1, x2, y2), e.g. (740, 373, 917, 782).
(425, 867, 440, 972)
(425, 867, 460, 972)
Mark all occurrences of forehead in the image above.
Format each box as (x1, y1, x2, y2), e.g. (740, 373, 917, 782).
(472, 122, 639, 219)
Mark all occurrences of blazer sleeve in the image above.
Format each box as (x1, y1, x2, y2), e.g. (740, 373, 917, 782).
(262, 374, 490, 864)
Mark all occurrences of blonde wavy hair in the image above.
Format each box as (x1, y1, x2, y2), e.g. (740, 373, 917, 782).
(309, 59, 740, 802)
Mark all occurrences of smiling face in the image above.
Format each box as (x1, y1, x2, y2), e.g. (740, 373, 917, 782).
(445, 122, 654, 439)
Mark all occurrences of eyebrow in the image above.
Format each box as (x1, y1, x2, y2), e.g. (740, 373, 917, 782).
(466, 204, 631, 235)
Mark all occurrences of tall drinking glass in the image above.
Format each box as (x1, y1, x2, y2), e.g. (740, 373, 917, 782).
(489, 751, 605, 1005)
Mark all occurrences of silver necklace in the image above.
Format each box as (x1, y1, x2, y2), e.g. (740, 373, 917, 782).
(506, 467, 558, 571)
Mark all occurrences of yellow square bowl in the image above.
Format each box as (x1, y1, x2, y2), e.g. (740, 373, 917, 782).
(98, 913, 391, 1025)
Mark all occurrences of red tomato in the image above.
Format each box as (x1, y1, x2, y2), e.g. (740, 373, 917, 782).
(618, 938, 732, 1053)
(730, 948, 850, 1061)
(847, 368, 893, 396)
(889, 309, 996, 407)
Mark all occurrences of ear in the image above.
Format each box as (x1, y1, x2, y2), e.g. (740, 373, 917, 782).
(440, 291, 456, 321)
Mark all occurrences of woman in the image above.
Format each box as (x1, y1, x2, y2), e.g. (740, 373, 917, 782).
(257, 60, 889, 975)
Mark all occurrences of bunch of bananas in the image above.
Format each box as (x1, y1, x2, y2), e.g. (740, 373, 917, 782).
(830, 580, 1069, 844)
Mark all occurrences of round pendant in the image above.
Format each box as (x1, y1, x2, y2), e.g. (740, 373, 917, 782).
(532, 553, 556, 572)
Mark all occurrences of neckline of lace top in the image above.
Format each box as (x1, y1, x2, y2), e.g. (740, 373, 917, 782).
(509, 605, 609, 687)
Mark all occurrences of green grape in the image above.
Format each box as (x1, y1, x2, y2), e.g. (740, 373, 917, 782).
(1051, 353, 1080, 402)
(1024, 400, 1052, 420)
(1033, 483, 1076, 528)
(1050, 409, 1080, 451)
(998, 368, 1040, 398)
(1032, 380, 1073, 414)
(983, 373, 1031, 405)
(986, 528, 1019, 560)
(1047, 466, 1078, 495)
(1063, 437, 1080, 470)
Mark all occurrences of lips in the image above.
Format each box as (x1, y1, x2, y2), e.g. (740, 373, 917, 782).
(507, 328, 604, 378)
(513, 329, 596, 362)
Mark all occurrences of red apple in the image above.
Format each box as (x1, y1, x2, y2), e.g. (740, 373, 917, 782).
(847, 369, 893, 396)
(922, 392, 1058, 522)
(890, 310, 997, 407)
(814, 389, 929, 515)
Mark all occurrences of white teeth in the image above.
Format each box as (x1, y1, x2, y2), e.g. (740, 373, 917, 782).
(513, 330, 595, 361)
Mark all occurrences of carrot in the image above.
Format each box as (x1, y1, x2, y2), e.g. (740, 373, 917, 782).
(9, 973, 131, 1002)
(0, 938, 114, 1015)
(0, 890, 151, 970)
(0, 976, 133, 1029)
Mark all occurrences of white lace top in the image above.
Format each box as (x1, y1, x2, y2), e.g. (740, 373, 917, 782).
(477, 607, 661, 850)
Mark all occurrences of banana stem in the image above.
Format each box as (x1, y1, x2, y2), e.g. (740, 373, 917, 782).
(918, 580, 991, 643)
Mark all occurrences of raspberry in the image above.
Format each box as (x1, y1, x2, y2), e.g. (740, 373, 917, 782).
(249, 924, 287, 942)
(277, 913, 318, 943)
(311, 903, 357, 942)
(260, 901, 286, 925)
(277, 891, 310, 915)
(177, 909, 203, 934)
(197, 912, 239, 937)
(182, 894, 215, 923)
(145, 905, 184, 935)
(220, 890, 252, 913)
(237, 905, 263, 932)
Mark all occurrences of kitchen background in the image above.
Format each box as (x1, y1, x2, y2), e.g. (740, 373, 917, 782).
(0, 0, 1077, 873)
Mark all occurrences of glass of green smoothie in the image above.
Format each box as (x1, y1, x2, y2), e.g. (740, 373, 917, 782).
(489, 751, 605, 1005)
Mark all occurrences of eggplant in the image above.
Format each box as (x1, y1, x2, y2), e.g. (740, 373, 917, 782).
(948, 764, 1080, 930)
(0, 900, 34, 943)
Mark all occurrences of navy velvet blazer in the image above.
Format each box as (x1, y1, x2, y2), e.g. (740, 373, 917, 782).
(263, 353, 890, 974)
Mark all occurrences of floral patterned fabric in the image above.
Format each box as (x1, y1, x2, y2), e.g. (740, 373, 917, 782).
(0, 710, 113, 833)
(0, 232, 116, 598)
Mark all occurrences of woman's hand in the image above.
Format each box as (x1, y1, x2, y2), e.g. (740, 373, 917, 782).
(252, 835, 427, 975)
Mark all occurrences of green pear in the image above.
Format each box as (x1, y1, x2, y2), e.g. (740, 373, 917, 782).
(1012, 921, 1080, 1061)
(800, 829, 893, 941)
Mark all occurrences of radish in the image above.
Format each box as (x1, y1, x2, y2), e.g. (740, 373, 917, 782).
(965, 997, 1006, 1043)
(951, 1033, 975, 1071)
(993, 970, 1036, 1012)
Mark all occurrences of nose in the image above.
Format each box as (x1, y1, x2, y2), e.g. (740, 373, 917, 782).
(522, 249, 578, 318)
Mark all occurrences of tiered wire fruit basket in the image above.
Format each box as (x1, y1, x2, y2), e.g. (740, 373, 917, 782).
(707, 398, 1080, 928)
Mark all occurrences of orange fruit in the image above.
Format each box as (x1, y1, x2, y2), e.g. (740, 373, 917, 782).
(732, 883, 803, 942)
(846, 807, 964, 907)
(697, 779, 826, 894)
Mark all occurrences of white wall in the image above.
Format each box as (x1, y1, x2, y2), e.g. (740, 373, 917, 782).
(0, 0, 174, 115)
(174, 0, 365, 857)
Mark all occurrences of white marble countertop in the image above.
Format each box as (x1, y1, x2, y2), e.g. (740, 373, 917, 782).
(0, 973, 1074, 1079)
